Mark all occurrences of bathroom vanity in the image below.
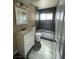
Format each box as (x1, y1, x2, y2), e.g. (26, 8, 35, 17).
(16, 27, 35, 58)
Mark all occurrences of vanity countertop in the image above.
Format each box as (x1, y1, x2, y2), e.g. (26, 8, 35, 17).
(17, 27, 36, 35)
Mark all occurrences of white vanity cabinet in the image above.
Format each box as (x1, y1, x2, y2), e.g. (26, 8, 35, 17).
(16, 28, 35, 58)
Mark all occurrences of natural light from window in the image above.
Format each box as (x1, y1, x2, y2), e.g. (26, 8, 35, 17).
(40, 13, 53, 20)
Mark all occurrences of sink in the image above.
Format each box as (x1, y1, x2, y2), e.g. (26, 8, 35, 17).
(18, 28, 28, 34)
(17, 27, 36, 35)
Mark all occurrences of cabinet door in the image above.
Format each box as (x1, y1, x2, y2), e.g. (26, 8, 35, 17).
(15, 7, 28, 25)
(24, 32, 35, 57)
(15, 7, 22, 25)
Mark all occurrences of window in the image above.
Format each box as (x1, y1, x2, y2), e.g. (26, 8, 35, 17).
(40, 13, 53, 20)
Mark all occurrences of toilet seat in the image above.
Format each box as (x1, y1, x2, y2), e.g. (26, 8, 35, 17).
(35, 32, 41, 42)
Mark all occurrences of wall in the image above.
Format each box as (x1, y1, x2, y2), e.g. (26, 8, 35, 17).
(35, 7, 40, 30)
(13, 1, 36, 49)
(36, 7, 56, 32)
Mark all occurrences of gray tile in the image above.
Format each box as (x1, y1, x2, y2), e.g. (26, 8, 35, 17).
(28, 39, 56, 59)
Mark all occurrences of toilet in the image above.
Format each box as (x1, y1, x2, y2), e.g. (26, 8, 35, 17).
(35, 32, 41, 42)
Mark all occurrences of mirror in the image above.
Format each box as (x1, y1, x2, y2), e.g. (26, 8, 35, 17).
(15, 7, 28, 25)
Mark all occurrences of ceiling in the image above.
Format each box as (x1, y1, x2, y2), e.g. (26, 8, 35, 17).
(18, 0, 39, 5)
(16, 0, 58, 9)
(32, 0, 58, 9)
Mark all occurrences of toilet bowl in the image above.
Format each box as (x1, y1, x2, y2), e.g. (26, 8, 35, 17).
(35, 32, 41, 42)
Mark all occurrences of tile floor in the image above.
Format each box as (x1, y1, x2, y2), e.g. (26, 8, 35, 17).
(28, 39, 56, 59)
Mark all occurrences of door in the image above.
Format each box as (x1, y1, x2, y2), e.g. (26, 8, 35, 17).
(55, 0, 65, 59)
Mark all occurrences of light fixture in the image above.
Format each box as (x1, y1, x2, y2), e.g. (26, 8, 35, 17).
(16, 1, 21, 7)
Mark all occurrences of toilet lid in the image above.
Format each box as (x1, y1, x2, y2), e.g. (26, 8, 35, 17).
(36, 33, 41, 36)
